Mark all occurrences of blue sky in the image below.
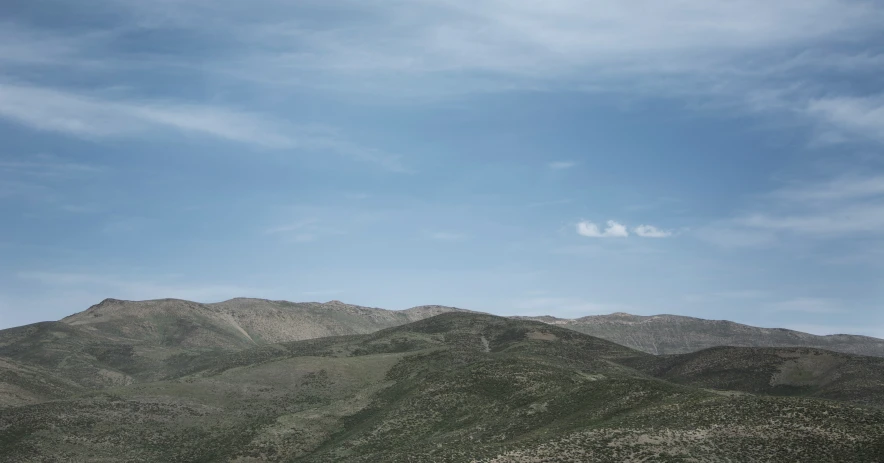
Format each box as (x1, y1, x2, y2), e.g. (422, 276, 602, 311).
(1, 0, 883, 337)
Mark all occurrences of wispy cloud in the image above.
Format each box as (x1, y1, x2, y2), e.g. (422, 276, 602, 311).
(0, 23, 97, 67)
(425, 231, 468, 242)
(806, 95, 884, 145)
(769, 174, 884, 203)
(169, 0, 884, 146)
(0, 83, 279, 143)
(576, 220, 629, 238)
(265, 218, 344, 243)
(694, 224, 777, 248)
(4, 2, 884, 150)
(548, 161, 576, 170)
(0, 180, 51, 201)
(0, 83, 406, 171)
(737, 204, 884, 235)
(633, 224, 673, 238)
(250, 1, 884, 149)
(264, 218, 320, 235)
(207, 0, 882, 81)
(0, 154, 105, 178)
(0, 154, 106, 212)
(701, 172, 884, 246)
(768, 297, 846, 314)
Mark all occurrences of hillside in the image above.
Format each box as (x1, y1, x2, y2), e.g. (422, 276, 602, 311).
(620, 346, 884, 408)
(38, 297, 884, 359)
(0, 356, 84, 408)
(3, 297, 883, 401)
(515, 312, 884, 357)
(1, 312, 883, 462)
(62, 297, 468, 347)
(0, 298, 466, 393)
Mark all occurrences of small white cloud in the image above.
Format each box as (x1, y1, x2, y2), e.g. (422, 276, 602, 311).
(549, 161, 577, 170)
(633, 224, 673, 238)
(576, 220, 629, 238)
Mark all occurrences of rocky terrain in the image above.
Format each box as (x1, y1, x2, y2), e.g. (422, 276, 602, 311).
(515, 312, 884, 357)
(63, 298, 469, 347)
(1, 300, 883, 461)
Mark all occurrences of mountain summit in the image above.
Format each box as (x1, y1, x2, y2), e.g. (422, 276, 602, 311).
(61, 297, 470, 348)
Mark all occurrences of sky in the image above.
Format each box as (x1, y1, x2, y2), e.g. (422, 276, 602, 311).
(1, 0, 883, 337)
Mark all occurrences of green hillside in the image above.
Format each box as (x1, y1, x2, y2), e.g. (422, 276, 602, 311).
(1, 312, 882, 462)
(621, 345, 884, 408)
(517, 313, 884, 357)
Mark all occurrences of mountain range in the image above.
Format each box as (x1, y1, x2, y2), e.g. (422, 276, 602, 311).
(515, 312, 884, 357)
(46, 297, 884, 356)
(1, 298, 883, 461)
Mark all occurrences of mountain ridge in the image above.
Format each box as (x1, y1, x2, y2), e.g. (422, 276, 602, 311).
(513, 312, 884, 357)
(5, 297, 872, 360)
(2, 311, 883, 462)
(17, 297, 884, 359)
(61, 297, 474, 348)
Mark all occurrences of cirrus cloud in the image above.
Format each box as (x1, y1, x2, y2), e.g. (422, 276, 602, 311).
(0, 82, 408, 172)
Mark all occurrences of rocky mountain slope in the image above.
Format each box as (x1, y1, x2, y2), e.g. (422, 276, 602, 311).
(515, 312, 884, 357)
(1, 312, 882, 462)
(3, 297, 883, 405)
(0, 298, 467, 398)
(33, 297, 884, 358)
(63, 297, 468, 347)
